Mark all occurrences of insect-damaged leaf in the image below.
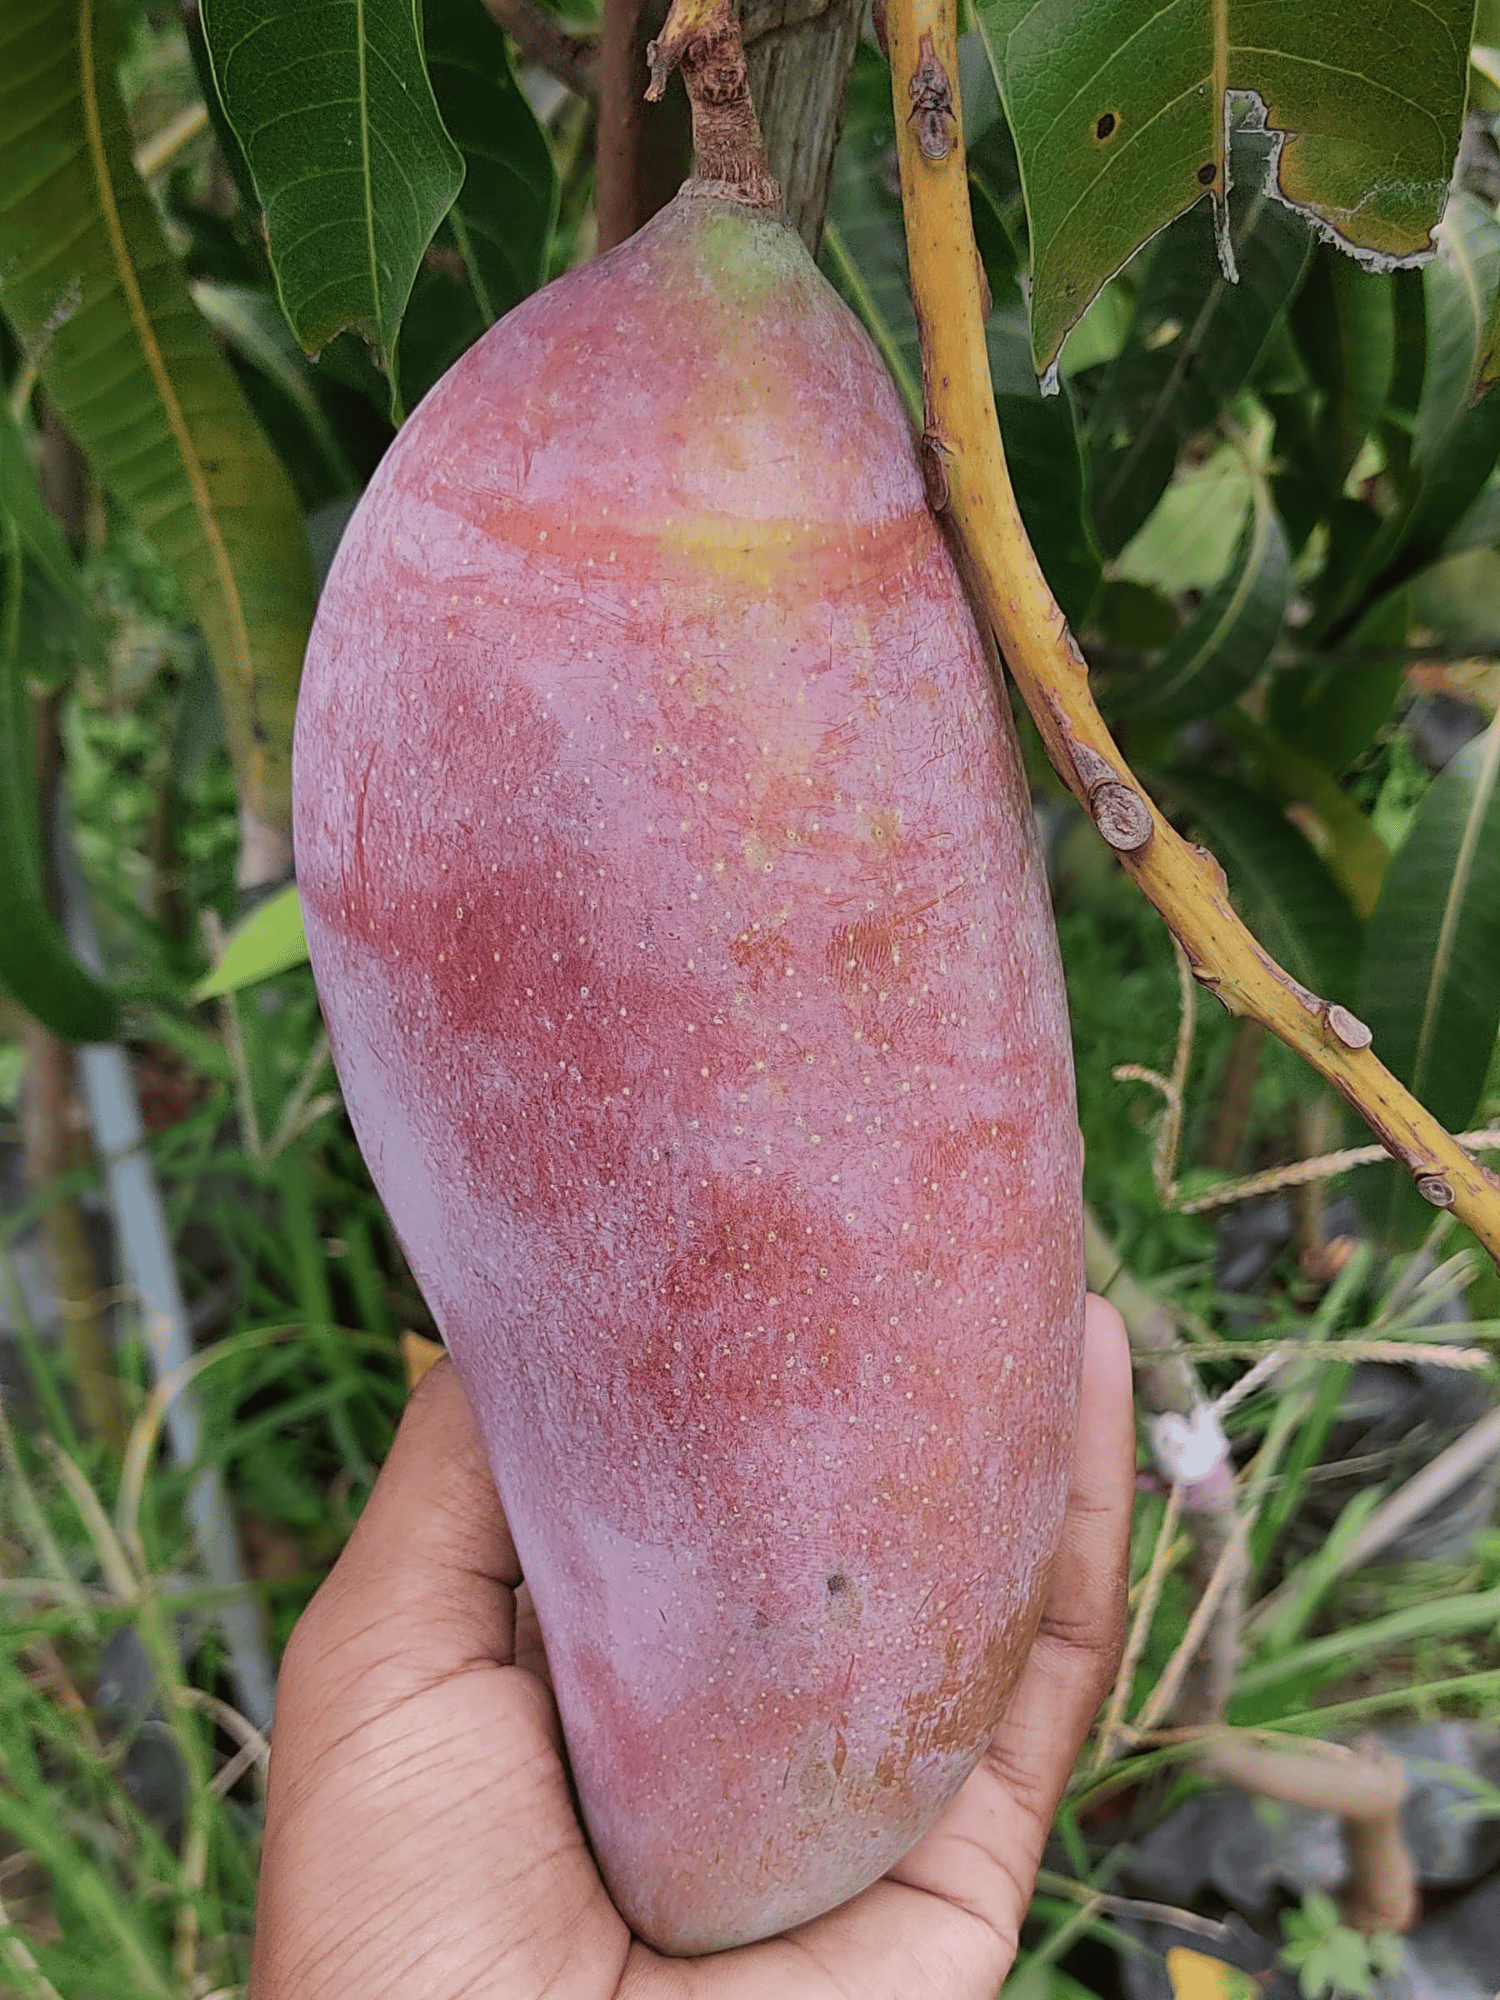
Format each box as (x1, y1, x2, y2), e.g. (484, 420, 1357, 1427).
(975, 0, 1473, 378)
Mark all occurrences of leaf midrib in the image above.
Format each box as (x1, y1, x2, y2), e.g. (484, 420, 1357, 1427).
(77, 0, 254, 704)
(357, 0, 379, 340)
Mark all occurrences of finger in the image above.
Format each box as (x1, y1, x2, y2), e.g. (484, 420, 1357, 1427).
(978, 1293, 1133, 1821)
(284, 1357, 526, 1715)
(256, 1360, 626, 1999)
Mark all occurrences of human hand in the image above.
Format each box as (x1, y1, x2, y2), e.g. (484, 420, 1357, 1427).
(251, 1294, 1133, 1999)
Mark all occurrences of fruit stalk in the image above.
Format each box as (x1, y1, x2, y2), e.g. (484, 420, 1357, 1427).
(884, 0, 1500, 1266)
(645, 0, 778, 206)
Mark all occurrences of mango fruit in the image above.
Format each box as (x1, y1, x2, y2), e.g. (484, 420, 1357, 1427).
(292, 180, 1084, 1955)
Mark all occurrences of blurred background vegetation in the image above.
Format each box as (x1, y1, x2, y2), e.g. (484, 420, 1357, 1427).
(6, 0, 1500, 1992)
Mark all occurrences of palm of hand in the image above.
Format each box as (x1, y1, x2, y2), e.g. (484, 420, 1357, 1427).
(251, 1299, 1131, 2000)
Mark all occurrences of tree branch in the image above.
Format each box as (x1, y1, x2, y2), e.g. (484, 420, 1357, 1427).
(479, 0, 597, 98)
(884, 0, 1500, 1268)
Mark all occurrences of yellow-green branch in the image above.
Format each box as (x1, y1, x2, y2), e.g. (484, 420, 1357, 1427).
(884, 0, 1500, 1266)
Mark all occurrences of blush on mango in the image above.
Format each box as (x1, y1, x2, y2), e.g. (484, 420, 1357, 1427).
(292, 180, 1084, 1956)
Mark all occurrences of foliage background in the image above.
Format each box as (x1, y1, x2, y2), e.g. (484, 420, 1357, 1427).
(5, 0, 1500, 1992)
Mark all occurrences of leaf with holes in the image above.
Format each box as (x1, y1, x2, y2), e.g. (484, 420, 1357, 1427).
(0, 0, 315, 830)
(1087, 114, 1312, 554)
(1104, 465, 1289, 724)
(201, 0, 464, 385)
(975, 0, 1473, 377)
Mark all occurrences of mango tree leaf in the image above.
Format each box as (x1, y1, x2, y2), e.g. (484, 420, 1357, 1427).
(1228, 719, 1390, 921)
(0, 0, 316, 831)
(1289, 248, 1396, 490)
(395, 0, 557, 411)
(822, 45, 922, 412)
(991, 394, 1101, 625)
(976, 0, 1474, 378)
(1087, 116, 1312, 554)
(1104, 465, 1289, 724)
(1270, 594, 1410, 777)
(0, 400, 80, 606)
(1479, 283, 1500, 399)
(1358, 716, 1500, 1133)
(1114, 442, 1254, 596)
(194, 884, 308, 999)
(191, 280, 360, 496)
(0, 513, 119, 1043)
(1316, 193, 1500, 638)
(0, 401, 96, 691)
(823, 46, 1099, 623)
(200, 0, 464, 384)
(1164, 770, 1362, 1001)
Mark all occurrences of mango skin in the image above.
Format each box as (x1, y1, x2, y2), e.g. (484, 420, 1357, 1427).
(292, 184, 1084, 1955)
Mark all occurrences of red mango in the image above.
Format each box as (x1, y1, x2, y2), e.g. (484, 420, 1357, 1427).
(292, 182, 1084, 1955)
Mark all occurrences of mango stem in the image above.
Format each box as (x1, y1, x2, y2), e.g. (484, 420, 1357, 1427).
(645, 0, 779, 207)
(884, 0, 1500, 1266)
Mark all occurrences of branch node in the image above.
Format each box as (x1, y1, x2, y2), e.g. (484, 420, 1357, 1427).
(1325, 1003, 1373, 1051)
(919, 430, 952, 511)
(906, 33, 954, 162)
(1091, 781, 1154, 852)
(1417, 1172, 1456, 1208)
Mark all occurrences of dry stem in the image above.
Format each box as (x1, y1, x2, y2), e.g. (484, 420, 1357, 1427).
(884, 0, 1500, 1266)
(1203, 1734, 1419, 1933)
(646, 0, 779, 205)
(479, 0, 598, 96)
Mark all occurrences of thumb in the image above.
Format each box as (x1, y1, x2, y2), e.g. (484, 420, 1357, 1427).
(280, 1357, 526, 1720)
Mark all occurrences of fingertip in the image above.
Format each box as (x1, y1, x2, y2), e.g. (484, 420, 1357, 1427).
(287, 1351, 522, 1698)
(354, 1352, 521, 1585)
(1082, 1292, 1132, 1415)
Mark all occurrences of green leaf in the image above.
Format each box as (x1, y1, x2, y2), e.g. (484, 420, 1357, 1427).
(976, 0, 1473, 377)
(0, 0, 316, 831)
(992, 393, 1101, 625)
(1104, 465, 1289, 724)
(0, 396, 94, 689)
(190, 280, 360, 495)
(1416, 192, 1500, 461)
(1113, 442, 1254, 597)
(194, 884, 309, 999)
(1316, 194, 1500, 636)
(1086, 114, 1313, 555)
(1164, 770, 1362, 1001)
(395, 0, 557, 411)
(1227, 716, 1389, 921)
(823, 46, 1099, 623)
(1289, 248, 1396, 491)
(0, 514, 120, 1043)
(200, 0, 465, 381)
(0, 400, 80, 606)
(1358, 716, 1500, 1133)
(1270, 600, 1409, 778)
(822, 45, 922, 415)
